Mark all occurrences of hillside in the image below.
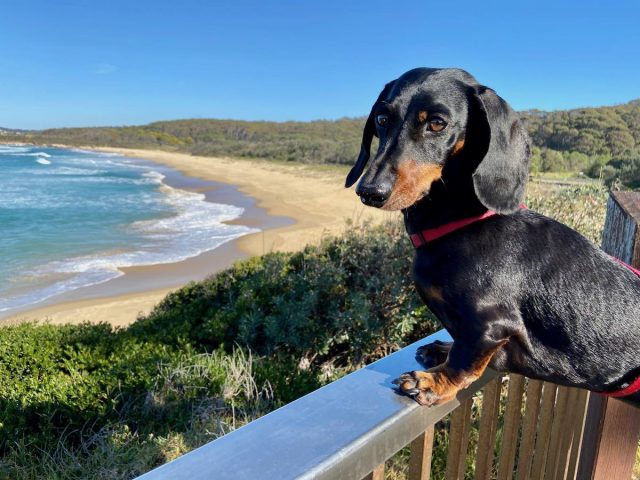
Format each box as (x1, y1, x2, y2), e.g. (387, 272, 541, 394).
(523, 99, 640, 186)
(2, 99, 640, 187)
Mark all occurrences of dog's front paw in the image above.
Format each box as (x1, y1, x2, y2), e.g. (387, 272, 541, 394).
(393, 370, 444, 407)
(416, 340, 452, 368)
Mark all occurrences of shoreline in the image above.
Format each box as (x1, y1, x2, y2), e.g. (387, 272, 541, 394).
(1, 154, 290, 325)
(3, 146, 391, 326)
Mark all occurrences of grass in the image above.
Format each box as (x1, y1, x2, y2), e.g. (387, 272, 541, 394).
(2, 349, 272, 480)
(531, 171, 599, 182)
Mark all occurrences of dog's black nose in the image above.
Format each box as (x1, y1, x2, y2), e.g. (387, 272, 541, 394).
(357, 183, 392, 208)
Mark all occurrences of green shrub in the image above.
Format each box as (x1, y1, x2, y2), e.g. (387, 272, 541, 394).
(131, 221, 438, 365)
(0, 349, 274, 480)
(0, 323, 181, 450)
(526, 183, 608, 244)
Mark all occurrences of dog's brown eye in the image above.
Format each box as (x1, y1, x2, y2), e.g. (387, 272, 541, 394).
(376, 114, 389, 127)
(428, 117, 447, 132)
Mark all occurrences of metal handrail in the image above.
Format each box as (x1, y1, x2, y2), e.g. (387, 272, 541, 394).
(137, 329, 498, 480)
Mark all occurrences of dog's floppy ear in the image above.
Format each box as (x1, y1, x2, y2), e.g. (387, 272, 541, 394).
(345, 80, 396, 188)
(471, 86, 531, 213)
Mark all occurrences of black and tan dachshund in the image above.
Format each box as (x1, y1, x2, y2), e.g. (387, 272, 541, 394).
(346, 67, 640, 407)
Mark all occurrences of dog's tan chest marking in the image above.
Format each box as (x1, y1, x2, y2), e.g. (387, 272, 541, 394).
(424, 285, 445, 304)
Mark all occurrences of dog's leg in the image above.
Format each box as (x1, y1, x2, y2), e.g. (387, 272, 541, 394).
(394, 339, 507, 406)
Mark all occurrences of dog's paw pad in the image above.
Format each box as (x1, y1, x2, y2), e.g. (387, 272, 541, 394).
(393, 372, 419, 389)
(393, 371, 440, 406)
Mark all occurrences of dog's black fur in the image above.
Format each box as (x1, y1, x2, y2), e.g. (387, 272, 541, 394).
(347, 68, 640, 406)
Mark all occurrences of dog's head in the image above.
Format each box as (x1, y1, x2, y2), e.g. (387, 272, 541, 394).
(346, 68, 530, 214)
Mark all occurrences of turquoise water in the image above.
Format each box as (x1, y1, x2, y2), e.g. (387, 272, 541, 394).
(0, 145, 256, 314)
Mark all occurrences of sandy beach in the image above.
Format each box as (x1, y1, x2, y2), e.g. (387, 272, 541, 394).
(3, 148, 392, 326)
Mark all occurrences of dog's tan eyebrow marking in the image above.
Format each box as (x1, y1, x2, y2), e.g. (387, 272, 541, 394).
(418, 110, 428, 123)
(452, 138, 465, 156)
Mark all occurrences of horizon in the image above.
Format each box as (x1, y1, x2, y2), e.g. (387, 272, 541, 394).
(2, 0, 639, 130)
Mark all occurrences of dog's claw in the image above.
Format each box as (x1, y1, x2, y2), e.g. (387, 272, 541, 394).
(393, 372, 420, 393)
(415, 392, 431, 406)
(392, 372, 413, 384)
(393, 373, 415, 387)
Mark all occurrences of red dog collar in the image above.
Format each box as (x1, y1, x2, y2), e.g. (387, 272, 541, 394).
(602, 376, 640, 398)
(409, 205, 526, 248)
(409, 205, 640, 398)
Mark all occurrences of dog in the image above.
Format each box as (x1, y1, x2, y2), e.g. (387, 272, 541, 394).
(346, 67, 640, 407)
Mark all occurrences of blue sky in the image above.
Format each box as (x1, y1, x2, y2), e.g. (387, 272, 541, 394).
(1, 0, 639, 129)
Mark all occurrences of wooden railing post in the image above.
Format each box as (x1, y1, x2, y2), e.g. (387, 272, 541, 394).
(577, 191, 640, 480)
(408, 426, 435, 480)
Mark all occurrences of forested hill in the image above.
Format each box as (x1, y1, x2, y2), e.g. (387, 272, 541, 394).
(3, 99, 640, 187)
(523, 99, 640, 186)
(525, 100, 640, 158)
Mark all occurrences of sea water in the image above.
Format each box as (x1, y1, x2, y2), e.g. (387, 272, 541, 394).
(0, 144, 257, 315)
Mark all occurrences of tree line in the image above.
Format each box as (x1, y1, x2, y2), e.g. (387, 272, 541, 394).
(3, 99, 639, 187)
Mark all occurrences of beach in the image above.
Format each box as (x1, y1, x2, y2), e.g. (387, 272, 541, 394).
(3, 148, 392, 326)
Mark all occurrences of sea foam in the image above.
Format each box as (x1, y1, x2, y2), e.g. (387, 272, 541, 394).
(10, 151, 52, 158)
(0, 146, 258, 315)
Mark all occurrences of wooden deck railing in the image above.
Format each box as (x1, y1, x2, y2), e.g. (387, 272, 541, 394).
(137, 191, 640, 480)
(363, 374, 594, 480)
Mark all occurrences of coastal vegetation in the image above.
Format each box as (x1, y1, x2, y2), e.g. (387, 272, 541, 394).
(2, 99, 640, 188)
(0, 182, 608, 479)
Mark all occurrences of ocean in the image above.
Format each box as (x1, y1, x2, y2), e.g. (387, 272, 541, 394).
(0, 144, 258, 315)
